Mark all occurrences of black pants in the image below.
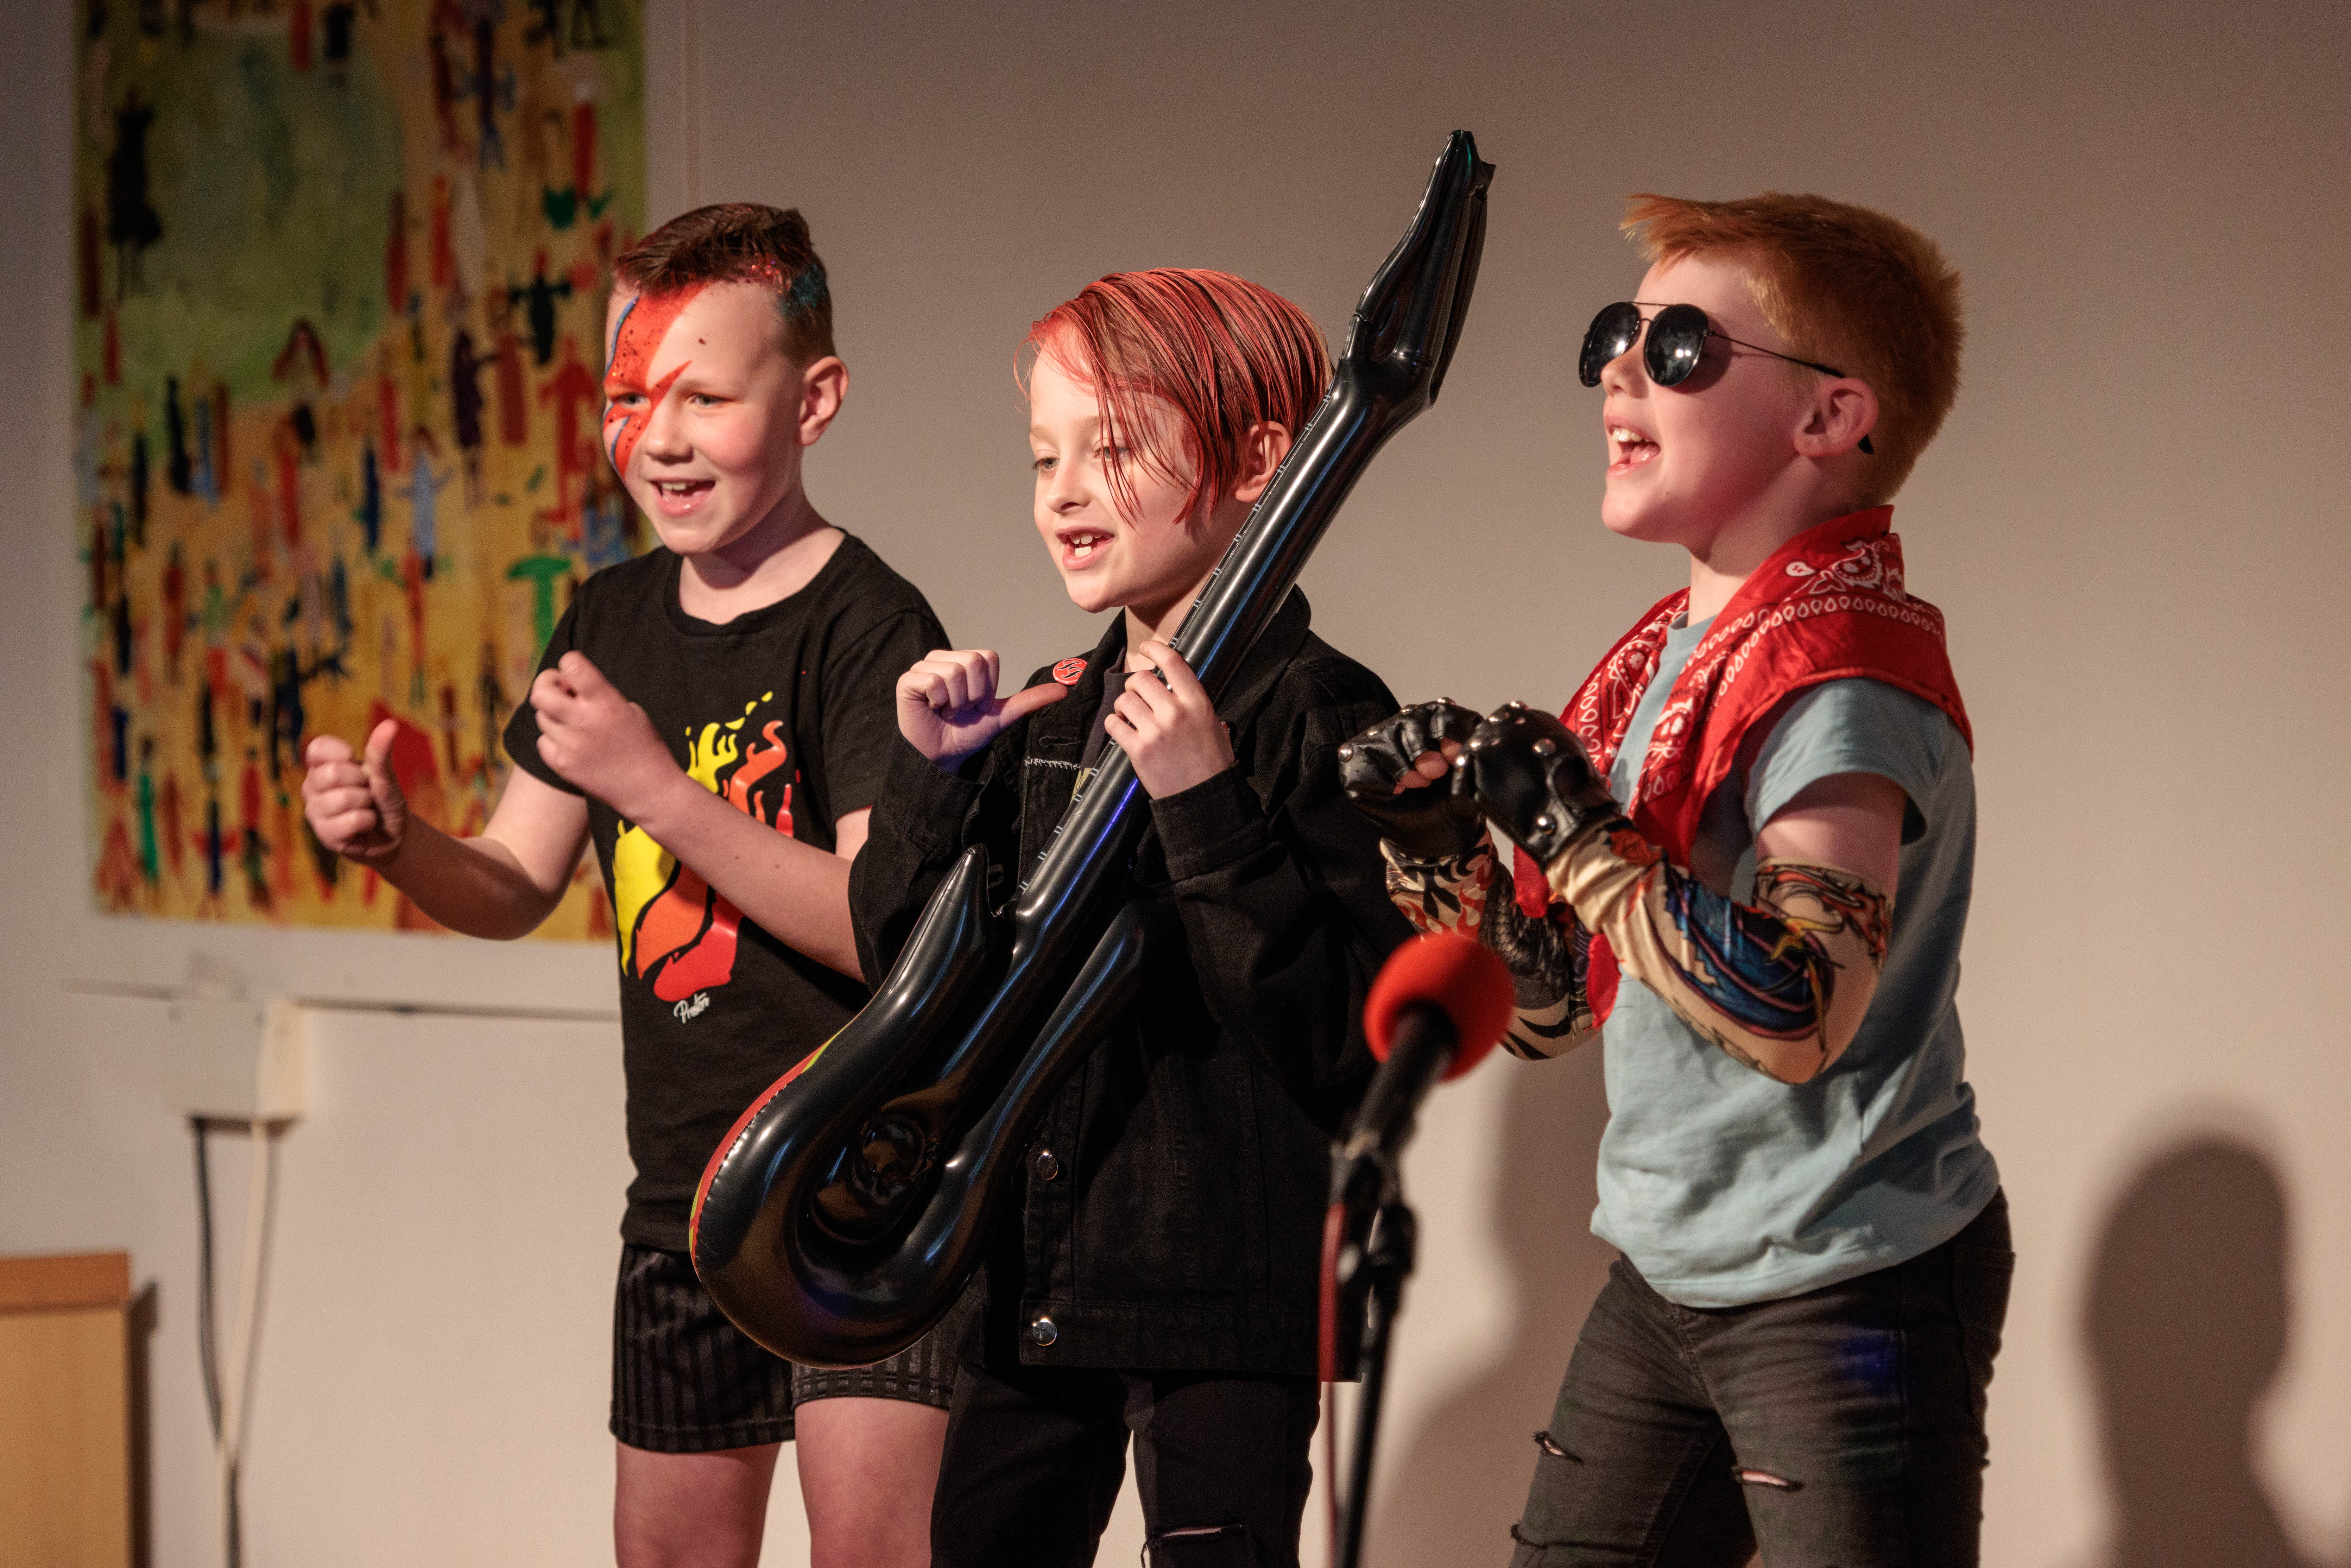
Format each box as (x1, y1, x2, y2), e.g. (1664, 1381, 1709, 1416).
(930, 1359, 1322, 1567)
(1512, 1191, 2013, 1567)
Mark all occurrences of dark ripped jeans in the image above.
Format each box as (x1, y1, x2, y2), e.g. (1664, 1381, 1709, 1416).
(1511, 1191, 2012, 1568)
(930, 1358, 1321, 1568)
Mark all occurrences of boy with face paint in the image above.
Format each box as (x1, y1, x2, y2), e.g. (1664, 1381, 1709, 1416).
(1344, 194, 2008, 1565)
(301, 206, 954, 1568)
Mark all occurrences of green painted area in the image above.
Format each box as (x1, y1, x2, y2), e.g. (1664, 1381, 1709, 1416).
(81, 28, 403, 403)
(73, 1, 652, 934)
(507, 553, 575, 651)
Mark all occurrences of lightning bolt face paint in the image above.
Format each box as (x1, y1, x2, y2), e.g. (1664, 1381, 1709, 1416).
(601, 283, 710, 478)
(595, 276, 817, 562)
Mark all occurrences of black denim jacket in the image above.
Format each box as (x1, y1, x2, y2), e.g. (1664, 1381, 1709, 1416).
(849, 592, 1411, 1376)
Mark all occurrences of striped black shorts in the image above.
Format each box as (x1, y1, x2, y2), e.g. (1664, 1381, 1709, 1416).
(612, 1244, 958, 1453)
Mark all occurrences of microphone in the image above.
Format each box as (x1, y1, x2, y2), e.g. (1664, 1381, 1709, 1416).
(1320, 932, 1512, 1385)
(1341, 932, 1513, 1179)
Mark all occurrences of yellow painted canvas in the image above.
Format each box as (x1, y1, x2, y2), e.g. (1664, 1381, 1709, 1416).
(75, 0, 646, 937)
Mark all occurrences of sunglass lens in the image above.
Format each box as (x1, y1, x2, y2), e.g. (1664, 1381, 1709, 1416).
(1579, 302, 1644, 387)
(1645, 305, 1710, 386)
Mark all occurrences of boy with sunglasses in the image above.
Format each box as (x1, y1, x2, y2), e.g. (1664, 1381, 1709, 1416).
(1342, 193, 2010, 1565)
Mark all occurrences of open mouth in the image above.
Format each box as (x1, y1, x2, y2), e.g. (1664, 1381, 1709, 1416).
(1056, 527, 1112, 567)
(650, 478, 716, 515)
(1607, 424, 1659, 474)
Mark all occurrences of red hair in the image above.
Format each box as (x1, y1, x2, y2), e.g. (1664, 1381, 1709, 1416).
(1024, 269, 1330, 520)
(1622, 193, 1963, 500)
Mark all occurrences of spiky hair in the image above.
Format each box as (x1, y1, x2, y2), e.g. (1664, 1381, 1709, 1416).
(614, 203, 835, 365)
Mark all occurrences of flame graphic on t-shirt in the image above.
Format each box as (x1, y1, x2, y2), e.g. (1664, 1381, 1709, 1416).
(612, 692, 795, 1004)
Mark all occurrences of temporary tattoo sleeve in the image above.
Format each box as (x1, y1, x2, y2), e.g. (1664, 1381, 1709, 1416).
(1545, 823, 1891, 1082)
(1382, 839, 1598, 1059)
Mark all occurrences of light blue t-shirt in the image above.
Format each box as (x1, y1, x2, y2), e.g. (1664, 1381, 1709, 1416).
(1590, 612, 1998, 1308)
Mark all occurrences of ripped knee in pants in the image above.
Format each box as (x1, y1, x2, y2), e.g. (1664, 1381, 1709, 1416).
(1732, 1464, 1802, 1492)
(1532, 1429, 1580, 1463)
(1508, 1435, 1586, 1562)
(1144, 1522, 1256, 1567)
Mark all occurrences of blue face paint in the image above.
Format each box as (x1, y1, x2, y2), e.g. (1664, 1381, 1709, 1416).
(778, 261, 828, 329)
(607, 292, 639, 369)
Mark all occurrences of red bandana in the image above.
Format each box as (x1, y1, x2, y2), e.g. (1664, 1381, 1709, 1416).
(1512, 507, 1973, 1007)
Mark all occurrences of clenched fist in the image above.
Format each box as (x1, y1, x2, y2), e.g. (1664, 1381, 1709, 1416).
(529, 652, 680, 821)
(1338, 699, 1486, 860)
(1458, 703, 1619, 866)
(302, 721, 410, 866)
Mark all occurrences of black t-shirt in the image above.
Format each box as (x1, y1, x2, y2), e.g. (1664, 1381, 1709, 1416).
(504, 532, 947, 1249)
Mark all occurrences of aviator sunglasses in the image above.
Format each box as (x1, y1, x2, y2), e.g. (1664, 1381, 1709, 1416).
(1580, 301, 1873, 453)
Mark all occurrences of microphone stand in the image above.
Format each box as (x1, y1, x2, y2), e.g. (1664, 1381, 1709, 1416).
(1336, 1193, 1416, 1568)
(1324, 934, 1511, 1563)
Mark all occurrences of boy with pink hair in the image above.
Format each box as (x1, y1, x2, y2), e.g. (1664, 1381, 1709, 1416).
(852, 269, 1411, 1565)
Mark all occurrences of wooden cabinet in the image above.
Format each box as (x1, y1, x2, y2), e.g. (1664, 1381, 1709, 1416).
(0, 1253, 139, 1568)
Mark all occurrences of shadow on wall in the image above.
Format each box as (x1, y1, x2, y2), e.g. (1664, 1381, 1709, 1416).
(2082, 1132, 2338, 1568)
(1371, 1042, 1617, 1567)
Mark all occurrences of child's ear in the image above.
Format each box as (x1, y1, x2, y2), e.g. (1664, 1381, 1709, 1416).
(797, 355, 850, 447)
(1796, 378, 1878, 461)
(1230, 421, 1295, 505)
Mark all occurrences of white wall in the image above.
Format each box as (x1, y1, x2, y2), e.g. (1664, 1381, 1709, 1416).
(5, 1, 2349, 1564)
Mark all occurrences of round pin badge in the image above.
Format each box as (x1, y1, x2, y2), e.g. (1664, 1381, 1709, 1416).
(1052, 657, 1087, 687)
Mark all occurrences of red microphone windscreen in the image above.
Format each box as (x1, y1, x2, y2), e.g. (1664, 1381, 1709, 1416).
(1363, 932, 1513, 1080)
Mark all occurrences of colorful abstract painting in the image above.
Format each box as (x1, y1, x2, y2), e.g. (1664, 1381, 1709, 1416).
(75, 0, 645, 936)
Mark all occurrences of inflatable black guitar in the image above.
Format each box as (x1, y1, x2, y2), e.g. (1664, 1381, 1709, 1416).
(690, 131, 1495, 1366)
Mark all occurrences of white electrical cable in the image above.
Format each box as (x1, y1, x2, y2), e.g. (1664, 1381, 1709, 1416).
(226, 1121, 269, 1562)
(197, 1119, 279, 1568)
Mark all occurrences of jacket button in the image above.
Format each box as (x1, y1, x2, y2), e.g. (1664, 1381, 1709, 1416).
(1029, 1316, 1058, 1348)
(1033, 1147, 1061, 1182)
